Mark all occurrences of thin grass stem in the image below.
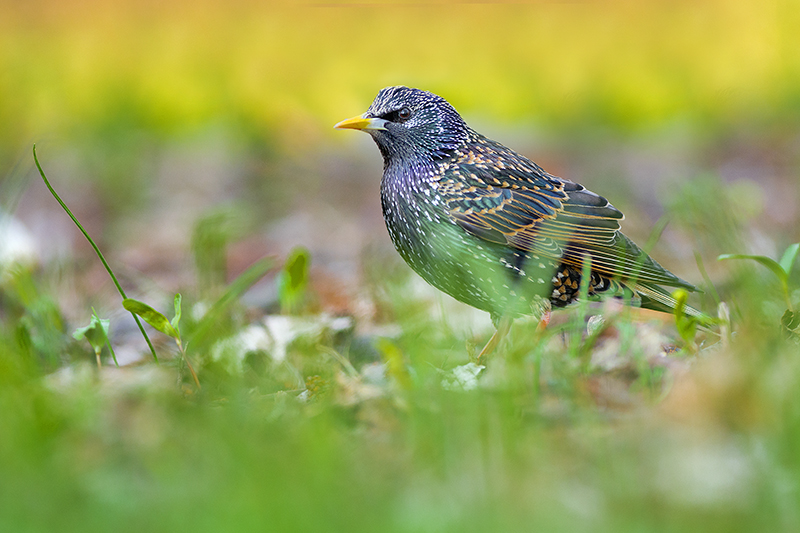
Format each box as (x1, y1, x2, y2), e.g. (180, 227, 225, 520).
(33, 144, 158, 362)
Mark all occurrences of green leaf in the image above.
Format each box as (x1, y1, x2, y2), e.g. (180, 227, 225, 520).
(782, 309, 800, 340)
(73, 314, 110, 350)
(676, 316, 697, 342)
(171, 293, 182, 331)
(672, 289, 689, 322)
(278, 247, 311, 314)
(122, 298, 179, 339)
(718, 253, 788, 284)
(671, 289, 698, 344)
(73, 310, 119, 366)
(377, 338, 411, 389)
(782, 309, 800, 330)
(779, 243, 800, 276)
(189, 257, 274, 349)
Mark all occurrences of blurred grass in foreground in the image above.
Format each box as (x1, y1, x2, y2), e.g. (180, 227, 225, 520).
(1, 187, 800, 532)
(1, 273, 800, 533)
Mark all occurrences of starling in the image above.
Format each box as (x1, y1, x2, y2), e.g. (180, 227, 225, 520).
(336, 86, 699, 356)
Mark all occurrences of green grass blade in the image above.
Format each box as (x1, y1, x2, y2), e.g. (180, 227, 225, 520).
(694, 252, 721, 306)
(171, 293, 182, 332)
(779, 243, 800, 276)
(33, 144, 158, 362)
(92, 308, 119, 367)
(123, 299, 179, 339)
(718, 253, 788, 284)
(190, 256, 275, 347)
(278, 246, 310, 314)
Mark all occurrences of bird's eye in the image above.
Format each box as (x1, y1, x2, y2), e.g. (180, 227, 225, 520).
(379, 107, 413, 123)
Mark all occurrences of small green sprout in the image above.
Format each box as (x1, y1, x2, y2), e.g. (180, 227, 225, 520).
(123, 294, 199, 388)
(72, 309, 118, 368)
(672, 289, 698, 352)
(376, 338, 411, 389)
(278, 246, 311, 314)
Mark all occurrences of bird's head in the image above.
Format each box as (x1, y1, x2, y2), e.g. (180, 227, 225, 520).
(335, 86, 468, 168)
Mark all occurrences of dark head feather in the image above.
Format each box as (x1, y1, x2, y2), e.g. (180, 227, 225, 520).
(364, 86, 469, 167)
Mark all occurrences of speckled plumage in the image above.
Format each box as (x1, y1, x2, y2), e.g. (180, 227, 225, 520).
(337, 86, 698, 321)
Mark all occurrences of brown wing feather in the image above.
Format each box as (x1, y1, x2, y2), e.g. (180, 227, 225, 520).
(440, 144, 695, 289)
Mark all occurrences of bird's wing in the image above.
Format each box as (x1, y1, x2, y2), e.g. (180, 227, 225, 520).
(438, 144, 695, 289)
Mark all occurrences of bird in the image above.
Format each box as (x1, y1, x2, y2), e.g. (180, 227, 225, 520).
(335, 86, 700, 357)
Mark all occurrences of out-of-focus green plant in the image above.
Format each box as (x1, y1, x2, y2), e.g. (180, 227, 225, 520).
(672, 289, 699, 352)
(1, 264, 65, 367)
(192, 206, 253, 297)
(376, 337, 411, 389)
(278, 246, 310, 315)
(188, 256, 275, 352)
(123, 294, 200, 388)
(666, 176, 762, 258)
(33, 145, 159, 362)
(72, 309, 117, 368)
(719, 243, 800, 338)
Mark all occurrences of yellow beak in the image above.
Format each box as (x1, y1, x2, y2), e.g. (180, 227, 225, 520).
(334, 114, 387, 131)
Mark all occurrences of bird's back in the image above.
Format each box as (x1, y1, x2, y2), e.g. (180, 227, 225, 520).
(380, 129, 697, 318)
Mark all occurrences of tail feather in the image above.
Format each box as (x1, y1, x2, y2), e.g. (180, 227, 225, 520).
(633, 282, 705, 318)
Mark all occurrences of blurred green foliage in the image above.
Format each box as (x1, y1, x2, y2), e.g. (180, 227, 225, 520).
(2, 257, 800, 532)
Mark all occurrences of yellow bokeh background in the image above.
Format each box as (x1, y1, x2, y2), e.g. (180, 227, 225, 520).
(2, 0, 799, 158)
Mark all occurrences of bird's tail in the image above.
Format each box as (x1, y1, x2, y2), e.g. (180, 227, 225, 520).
(632, 281, 706, 319)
